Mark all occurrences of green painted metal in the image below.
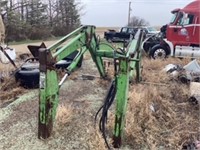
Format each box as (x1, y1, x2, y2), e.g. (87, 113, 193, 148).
(87, 28, 106, 77)
(126, 40, 138, 57)
(53, 33, 84, 61)
(112, 29, 144, 148)
(96, 50, 124, 58)
(38, 49, 59, 139)
(99, 42, 116, 51)
(67, 47, 87, 73)
(48, 26, 85, 51)
(38, 25, 144, 148)
(38, 25, 115, 139)
(113, 58, 129, 148)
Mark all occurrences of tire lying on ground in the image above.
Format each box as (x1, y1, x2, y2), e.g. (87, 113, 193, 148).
(15, 50, 83, 88)
(15, 68, 40, 88)
(15, 58, 39, 88)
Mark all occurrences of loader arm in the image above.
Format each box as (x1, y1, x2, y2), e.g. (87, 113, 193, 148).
(38, 25, 144, 148)
(38, 25, 115, 139)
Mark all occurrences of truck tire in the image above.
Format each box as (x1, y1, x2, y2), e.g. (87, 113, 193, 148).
(15, 59, 40, 88)
(15, 69, 39, 88)
(149, 45, 168, 59)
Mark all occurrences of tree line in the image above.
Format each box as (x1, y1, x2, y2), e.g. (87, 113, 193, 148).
(0, 0, 81, 42)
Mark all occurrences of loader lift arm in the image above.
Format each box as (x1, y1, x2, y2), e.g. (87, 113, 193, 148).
(38, 25, 144, 148)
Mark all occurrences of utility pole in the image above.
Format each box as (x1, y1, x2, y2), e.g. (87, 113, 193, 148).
(128, 1, 131, 26)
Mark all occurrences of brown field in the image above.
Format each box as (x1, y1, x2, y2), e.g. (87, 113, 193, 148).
(96, 27, 120, 37)
(0, 29, 200, 149)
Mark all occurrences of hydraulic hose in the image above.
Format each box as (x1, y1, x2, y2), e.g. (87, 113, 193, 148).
(95, 79, 116, 149)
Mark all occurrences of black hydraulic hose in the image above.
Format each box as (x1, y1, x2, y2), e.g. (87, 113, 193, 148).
(101, 88, 116, 149)
(100, 83, 116, 125)
(95, 80, 117, 149)
(99, 85, 116, 132)
(94, 80, 115, 123)
(95, 79, 115, 125)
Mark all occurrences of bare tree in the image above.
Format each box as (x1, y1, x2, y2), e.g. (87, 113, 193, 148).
(1, 0, 82, 41)
(128, 16, 149, 27)
(47, 0, 55, 27)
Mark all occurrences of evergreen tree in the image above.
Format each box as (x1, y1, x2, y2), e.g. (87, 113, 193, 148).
(52, 0, 81, 36)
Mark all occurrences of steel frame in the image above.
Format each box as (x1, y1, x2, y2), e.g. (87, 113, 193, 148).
(38, 25, 144, 148)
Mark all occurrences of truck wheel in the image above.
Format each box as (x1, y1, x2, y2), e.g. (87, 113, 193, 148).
(149, 45, 168, 59)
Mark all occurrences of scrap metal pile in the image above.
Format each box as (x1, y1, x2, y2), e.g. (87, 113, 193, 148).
(164, 59, 200, 83)
(164, 59, 200, 106)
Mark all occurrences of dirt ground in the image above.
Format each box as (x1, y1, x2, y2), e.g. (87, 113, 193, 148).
(13, 40, 57, 55)
(0, 57, 110, 150)
(1, 56, 200, 150)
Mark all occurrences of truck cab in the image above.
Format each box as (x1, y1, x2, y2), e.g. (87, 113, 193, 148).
(167, 1, 200, 47)
(147, 0, 200, 59)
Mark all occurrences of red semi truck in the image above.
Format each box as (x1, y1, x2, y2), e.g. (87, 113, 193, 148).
(143, 0, 200, 59)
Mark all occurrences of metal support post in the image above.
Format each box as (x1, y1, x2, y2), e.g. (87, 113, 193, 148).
(38, 48, 59, 139)
(113, 58, 129, 148)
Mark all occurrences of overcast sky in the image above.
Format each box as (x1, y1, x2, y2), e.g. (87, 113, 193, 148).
(77, 0, 194, 27)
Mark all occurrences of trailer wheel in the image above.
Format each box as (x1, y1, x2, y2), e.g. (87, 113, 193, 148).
(149, 45, 168, 59)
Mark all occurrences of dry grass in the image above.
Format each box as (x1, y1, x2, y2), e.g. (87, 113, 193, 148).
(87, 127, 108, 150)
(121, 57, 200, 149)
(0, 75, 27, 106)
(142, 57, 191, 83)
(54, 103, 108, 149)
(1, 36, 200, 149)
(0, 87, 24, 101)
(91, 57, 200, 149)
(0, 40, 65, 106)
(55, 104, 73, 125)
(0, 63, 15, 73)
